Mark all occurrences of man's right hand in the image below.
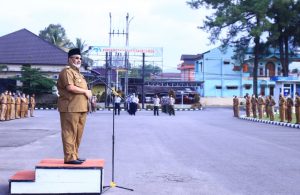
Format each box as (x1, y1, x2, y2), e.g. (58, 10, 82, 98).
(85, 90, 92, 99)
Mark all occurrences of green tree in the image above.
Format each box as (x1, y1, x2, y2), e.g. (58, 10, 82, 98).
(187, 0, 271, 96)
(39, 24, 72, 49)
(267, 0, 300, 76)
(17, 66, 56, 95)
(73, 38, 87, 53)
(127, 64, 162, 80)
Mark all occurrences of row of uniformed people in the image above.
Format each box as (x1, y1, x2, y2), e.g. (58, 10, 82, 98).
(0, 90, 35, 121)
(233, 93, 300, 124)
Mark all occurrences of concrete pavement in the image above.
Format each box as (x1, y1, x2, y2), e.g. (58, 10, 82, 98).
(1, 108, 300, 195)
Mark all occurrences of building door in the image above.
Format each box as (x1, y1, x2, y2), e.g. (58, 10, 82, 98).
(260, 86, 266, 96)
(265, 62, 275, 77)
(269, 85, 274, 96)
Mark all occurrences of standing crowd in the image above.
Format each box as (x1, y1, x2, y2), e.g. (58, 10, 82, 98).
(0, 90, 36, 121)
(233, 92, 300, 124)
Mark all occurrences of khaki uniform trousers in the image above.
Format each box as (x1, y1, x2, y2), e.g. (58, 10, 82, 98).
(15, 104, 20, 119)
(246, 106, 251, 117)
(252, 105, 257, 118)
(10, 104, 15, 120)
(30, 104, 35, 117)
(269, 106, 274, 121)
(258, 105, 263, 119)
(0, 104, 7, 121)
(60, 112, 87, 162)
(279, 106, 286, 122)
(5, 104, 11, 120)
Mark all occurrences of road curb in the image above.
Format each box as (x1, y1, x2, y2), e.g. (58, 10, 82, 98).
(239, 116, 300, 129)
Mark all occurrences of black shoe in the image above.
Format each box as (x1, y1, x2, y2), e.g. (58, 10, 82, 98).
(77, 158, 86, 162)
(65, 160, 83, 164)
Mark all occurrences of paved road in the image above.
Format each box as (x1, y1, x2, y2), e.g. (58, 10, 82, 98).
(1, 108, 300, 195)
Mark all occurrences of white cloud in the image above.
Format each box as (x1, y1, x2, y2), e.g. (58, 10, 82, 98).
(0, 0, 217, 71)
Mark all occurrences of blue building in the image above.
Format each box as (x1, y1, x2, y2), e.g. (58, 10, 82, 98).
(195, 46, 243, 97)
(193, 46, 300, 97)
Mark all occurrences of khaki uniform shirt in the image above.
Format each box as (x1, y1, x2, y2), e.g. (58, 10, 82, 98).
(258, 97, 265, 105)
(57, 65, 88, 112)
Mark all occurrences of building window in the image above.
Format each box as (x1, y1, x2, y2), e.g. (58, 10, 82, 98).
(223, 60, 230, 65)
(215, 85, 222, 89)
(259, 68, 264, 76)
(244, 84, 252, 90)
(226, 86, 238, 89)
(200, 62, 203, 72)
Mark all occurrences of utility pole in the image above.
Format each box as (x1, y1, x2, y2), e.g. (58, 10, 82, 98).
(108, 13, 133, 99)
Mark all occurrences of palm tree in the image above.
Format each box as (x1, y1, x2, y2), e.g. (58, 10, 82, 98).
(39, 24, 72, 50)
(74, 38, 87, 54)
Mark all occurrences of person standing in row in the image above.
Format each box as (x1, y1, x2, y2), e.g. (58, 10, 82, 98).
(5, 92, 11, 120)
(15, 93, 21, 119)
(20, 93, 27, 118)
(295, 92, 300, 124)
(30, 94, 35, 117)
(245, 93, 251, 117)
(233, 95, 239, 117)
(268, 95, 276, 121)
(153, 94, 160, 116)
(168, 95, 175, 116)
(257, 94, 265, 119)
(10, 92, 15, 120)
(114, 94, 121, 115)
(251, 94, 258, 118)
(279, 94, 286, 122)
(57, 48, 92, 165)
(0, 91, 8, 121)
(286, 94, 294, 123)
(265, 95, 270, 118)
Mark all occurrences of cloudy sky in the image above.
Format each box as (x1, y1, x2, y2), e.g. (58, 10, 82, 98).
(0, 0, 218, 72)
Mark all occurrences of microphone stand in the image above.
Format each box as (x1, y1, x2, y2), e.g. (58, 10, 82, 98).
(85, 68, 133, 193)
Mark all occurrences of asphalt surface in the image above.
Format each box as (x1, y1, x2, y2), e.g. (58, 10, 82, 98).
(1, 108, 300, 195)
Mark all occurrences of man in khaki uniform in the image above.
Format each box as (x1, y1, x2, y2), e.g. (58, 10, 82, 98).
(25, 94, 29, 118)
(20, 93, 27, 118)
(251, 94, 258, 118)
(15, 93, 21, 119)
(257, 94, 265, 119)
(286, 94, 294, 123)
(5, 91, 11, 121)
(295, 92, 300, 124)
(10, 92, 15, 120)
(268, 95, 276, 121)
(30, 94, 36, 117)
(57, 48, 92, 164)
(245, 93, 251, 117)
(279, 94, 286, 122)
(265, 95, 270, 118)
(233, 95, 239, 117)
(0, 91, 8, 121)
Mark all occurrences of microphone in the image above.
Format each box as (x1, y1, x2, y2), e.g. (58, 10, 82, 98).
(84, 64, 92, 71)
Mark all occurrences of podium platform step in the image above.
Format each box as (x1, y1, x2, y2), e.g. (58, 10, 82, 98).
(10, 159, 104, 195)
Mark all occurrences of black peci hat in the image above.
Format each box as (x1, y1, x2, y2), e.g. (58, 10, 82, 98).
(68, 48, 81, 58)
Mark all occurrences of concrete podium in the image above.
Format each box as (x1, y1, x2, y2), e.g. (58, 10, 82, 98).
(9, 159, 104, 195)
